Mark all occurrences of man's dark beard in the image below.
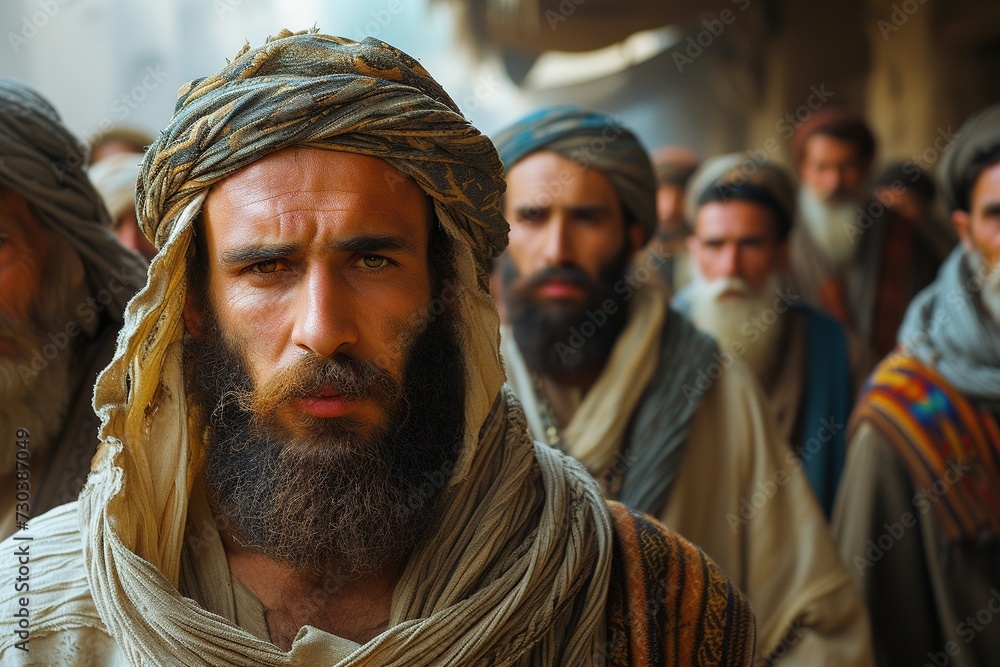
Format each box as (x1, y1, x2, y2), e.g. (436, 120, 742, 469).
(502, 246, 630, 382)
(185, 306, 466, 579)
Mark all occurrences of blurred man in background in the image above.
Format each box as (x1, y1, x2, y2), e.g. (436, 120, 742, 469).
(90, 151, 158, 260)
(675, 153, 873, 516)
(496, 106, 874, 665)
(643, 145, 700, 292)
(834, 103, 1000, 667)
(0, 79, 146, 539)
(790, 108, 946, 356)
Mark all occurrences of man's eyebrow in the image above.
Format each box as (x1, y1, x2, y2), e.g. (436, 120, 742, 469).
(567, 204, 613, 215)
(220, 243, 299, 266)
(981, 201, 1000, 217)
(332, 235, 418, 255)
(219, 235, 419, 266)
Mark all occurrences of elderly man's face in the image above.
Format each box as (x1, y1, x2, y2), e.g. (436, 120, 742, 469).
(689, 200, 787, 293)
(799, 134, 868, 203)
(0, 189, 48, 355)
(198, 148, 433, 440)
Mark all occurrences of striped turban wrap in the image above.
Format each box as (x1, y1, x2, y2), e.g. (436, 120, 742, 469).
(79, 29, 618, 665)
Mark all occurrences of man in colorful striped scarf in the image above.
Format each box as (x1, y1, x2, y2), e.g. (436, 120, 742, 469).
(834, 104, 1000, 667)
(0, 31, 754, 665)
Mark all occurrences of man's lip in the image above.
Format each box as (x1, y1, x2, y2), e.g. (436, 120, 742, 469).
(535, 279, 586, 299)
(718, 289, 748, 301)
(291, 394, 354, 418)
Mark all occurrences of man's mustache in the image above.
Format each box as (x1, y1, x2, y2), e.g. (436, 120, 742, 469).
(236, 352, 403, 420)
(522, 264, 598, 294)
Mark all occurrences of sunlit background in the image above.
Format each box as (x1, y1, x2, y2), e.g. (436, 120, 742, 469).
(1, 0, 998, 163)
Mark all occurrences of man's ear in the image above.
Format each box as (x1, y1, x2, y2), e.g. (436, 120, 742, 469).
(182, 292, 205, 339)
(952, 209, 974, 252)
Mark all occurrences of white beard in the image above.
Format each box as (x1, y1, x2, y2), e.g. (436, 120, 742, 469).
(798, 187, 860, 270)
(0, 251, 80, 479)
(689, 271, 788, 384)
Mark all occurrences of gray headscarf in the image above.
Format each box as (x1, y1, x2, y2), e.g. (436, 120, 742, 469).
(0, 79, 147, 324)
(897, 246, 1000, 409)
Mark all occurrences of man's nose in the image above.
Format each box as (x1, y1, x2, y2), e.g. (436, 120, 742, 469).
(290, 266, 358, 358)
(541, 215, 574, 266)
(718, 244, 741, 277)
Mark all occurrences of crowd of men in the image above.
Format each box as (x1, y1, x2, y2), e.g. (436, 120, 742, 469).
(0, 27, 996, 666)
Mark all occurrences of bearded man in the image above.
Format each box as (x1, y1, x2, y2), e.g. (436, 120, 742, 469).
(790, 108, 944, 355)
(0, 32, 755, 665)
(673, 154, 874, 516)
(833, 104, 1000, 667)
(0, 80, 146, 540)
(495, 107, 874, 665)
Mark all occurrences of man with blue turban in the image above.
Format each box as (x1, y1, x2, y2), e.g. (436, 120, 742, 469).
(495, 106, 874, 665)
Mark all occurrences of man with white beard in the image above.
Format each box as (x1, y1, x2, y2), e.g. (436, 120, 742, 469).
(833, 104, 1000, 667)
(0, 80, 146, 539)
(790, 108, 944, 356)
(673, 154, 872, 516)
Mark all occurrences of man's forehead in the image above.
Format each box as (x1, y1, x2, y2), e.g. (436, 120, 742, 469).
(506, 150, 618, 202)
(696, 200, 776, 235)
(202, 147, 430, 236)
(210, 147, 421, 203)
(804, 134, 863, 161)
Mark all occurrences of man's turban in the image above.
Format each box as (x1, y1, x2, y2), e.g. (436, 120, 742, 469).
(685, 152, 797, 239)
(0, 79, 146, 323)
(492, 106, 658, 242)
(937, 103, 1000, 213)
(137, 31, 508, 277)
(791, 106, 877, 169)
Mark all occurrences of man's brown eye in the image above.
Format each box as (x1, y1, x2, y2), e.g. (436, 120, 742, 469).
(362, 256, 387, 269)
(252, 259, 279, 274)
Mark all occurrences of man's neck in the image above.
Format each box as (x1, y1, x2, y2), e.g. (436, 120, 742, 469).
(219, 530, 403, 650)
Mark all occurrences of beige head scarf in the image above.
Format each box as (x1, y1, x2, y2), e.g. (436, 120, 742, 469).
(89, 152, 141, 224)
(79, 29, 612, 665)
